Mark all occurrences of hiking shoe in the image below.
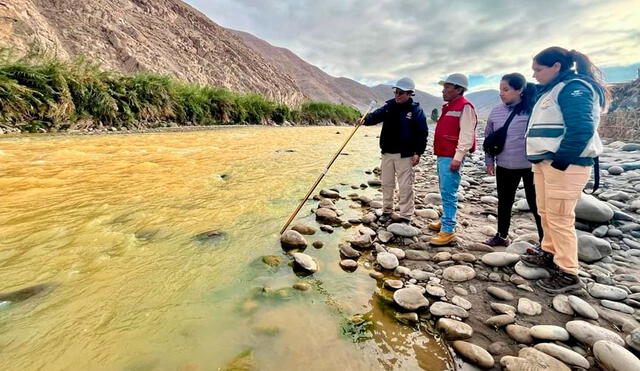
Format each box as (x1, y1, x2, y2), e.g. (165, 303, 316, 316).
(390, 213, 411, 224)
(536, 269, 585, 294)
(378, 213, 392, 224)
(484, 233, 510, 247)
(430, 232, 456, 246)
(521, 248, 555, 269)
(428, 221, 441, 231)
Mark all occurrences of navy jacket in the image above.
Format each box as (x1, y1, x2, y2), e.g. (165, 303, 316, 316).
(363, 98, 428, 157)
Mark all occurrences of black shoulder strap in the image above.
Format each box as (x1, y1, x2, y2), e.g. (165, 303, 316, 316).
(502, 109, 518, 131)
(584, 157, 600, 194)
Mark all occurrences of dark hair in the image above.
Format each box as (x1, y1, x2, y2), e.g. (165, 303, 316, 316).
(501, 73, 536, 115)
(454, 85, 465, 96)
(534, 46, 610, 107)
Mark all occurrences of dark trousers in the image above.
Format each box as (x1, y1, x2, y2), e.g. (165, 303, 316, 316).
(496, 166, 544, 241)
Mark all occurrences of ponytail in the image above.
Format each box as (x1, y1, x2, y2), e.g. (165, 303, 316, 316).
(501, 73, 536, 115)
(534, 46, 611, 107)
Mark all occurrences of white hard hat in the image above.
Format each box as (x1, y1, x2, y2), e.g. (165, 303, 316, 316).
(438, 73, 469, 90)
(392, 77, 415, 92)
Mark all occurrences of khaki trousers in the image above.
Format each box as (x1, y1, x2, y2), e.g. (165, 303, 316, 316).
(533, 160, 591, 275)
(381, 153, 414, 219)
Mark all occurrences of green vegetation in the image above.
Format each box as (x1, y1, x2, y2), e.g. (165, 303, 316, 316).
(0, 51, 361, 133)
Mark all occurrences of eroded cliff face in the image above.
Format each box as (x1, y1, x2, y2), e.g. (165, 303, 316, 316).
(0, 0, 307, 106)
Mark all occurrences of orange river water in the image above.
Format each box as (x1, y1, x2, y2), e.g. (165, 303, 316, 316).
(0, 126, 455, 371)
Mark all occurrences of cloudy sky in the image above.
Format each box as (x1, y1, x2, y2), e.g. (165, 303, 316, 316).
(185, 0, 640, 94)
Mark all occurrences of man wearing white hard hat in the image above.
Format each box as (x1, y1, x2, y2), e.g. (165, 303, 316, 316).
(429, 73, 478, 245)
(363, 77, 428, 224)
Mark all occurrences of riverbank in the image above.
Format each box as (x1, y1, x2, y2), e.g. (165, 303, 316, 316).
(0, 54, 361, 134)
(0, 121, 354, 138)
(280, 138, 640, 370)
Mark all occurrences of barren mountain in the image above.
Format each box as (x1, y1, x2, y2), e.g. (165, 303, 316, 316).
(232, 29, 444, 113)
(0, 0, 306, 106)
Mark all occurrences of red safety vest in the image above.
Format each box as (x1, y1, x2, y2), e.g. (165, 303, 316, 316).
(434, 96, 477, 157)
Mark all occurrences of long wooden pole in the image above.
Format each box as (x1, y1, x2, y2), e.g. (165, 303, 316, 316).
(279, 101, 377, 235)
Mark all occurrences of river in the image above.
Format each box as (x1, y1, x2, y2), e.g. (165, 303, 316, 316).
(0, 126, 454, 371)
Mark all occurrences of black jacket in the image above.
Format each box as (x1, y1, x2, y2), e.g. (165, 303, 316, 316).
(364, 98, 428, 157)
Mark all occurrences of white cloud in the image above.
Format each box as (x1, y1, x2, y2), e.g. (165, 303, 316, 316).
(185, 0, 640, 94)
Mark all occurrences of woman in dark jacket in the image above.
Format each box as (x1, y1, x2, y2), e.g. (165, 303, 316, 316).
(521, 47, 608, 294)
(483, 73, 543, 247)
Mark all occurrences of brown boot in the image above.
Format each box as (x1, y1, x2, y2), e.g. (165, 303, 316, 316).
(430, 232, 456, 246)
(428, 221, 441, 231)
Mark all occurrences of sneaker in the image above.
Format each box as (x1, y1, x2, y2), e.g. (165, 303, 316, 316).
(536, 269, 585, 294)
(428, 221, 441, 231)
(521, 248, 555, 269)
(430, 232, 456, 246)
(484, 233, 510, 247)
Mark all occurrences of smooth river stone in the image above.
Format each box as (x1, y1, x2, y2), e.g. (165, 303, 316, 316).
(517, 298, 542, 316)
(500, 347, 570, 371)
(280, 230, 308, 250)
(593, 340, 640, 371)
(601, 299, 635, 314)
(451, 295, 472, 310)
(339, 243, 361, 258)
(505, 241, 535, 255)
(339, 259, 358, 271)
(568, 295, 599, 320)
(315, 207, 342, 225)
(574, 194, 614, 223)
(376, 252, 399, 270)
(443, 265, 476, 282)
(485, 314, 516, 327)
(291, 223, 317, 235)
(384, 279, 403, 290)
(505, 324, 533, 344)
(552, 295, 575, 315)
(628, 327, 640, 352)
(377, 230, 394, 243)
(487, 286, 514, 301)
(387, 247, 406, 259)
(436, 318, 473, 340)
(534, 343, 590, 369)
(349, 233, 372, 249)
(430, 302, 469, 318)
(565, 320, 625, 347)
(514, 261, 551, 280)
(415, 208, 439, 219)
(530, 325, 570, 341)
(490, 302, 516, 316)
(588, 282, 628, 300)
(292, 253, 317, 272)
(481, 252, 520, 267)
(425, 285, 446, 297)
(452, 341, 495, 369)
(452, 253, 476, 262)
(387, 223, 420, 237)
(393, 287, 429, 311)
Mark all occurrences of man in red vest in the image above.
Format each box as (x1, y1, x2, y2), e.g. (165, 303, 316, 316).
(429, 73, 477, 245)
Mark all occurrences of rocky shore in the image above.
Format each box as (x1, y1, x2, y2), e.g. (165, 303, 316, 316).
(278, 139, 640, 370)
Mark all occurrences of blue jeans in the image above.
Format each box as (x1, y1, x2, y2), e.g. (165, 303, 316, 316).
(437, 156, 463, 233)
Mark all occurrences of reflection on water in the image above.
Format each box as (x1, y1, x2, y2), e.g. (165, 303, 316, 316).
(0, 127, 453, 370)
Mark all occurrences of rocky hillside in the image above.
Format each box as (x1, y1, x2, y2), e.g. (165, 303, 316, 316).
(233, 29, 444, 114)
(610, 78, 640, 112)
(0, 0, 306, 106)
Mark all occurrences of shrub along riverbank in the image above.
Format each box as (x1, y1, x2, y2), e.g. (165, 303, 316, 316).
(0, 52, 361, 133)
